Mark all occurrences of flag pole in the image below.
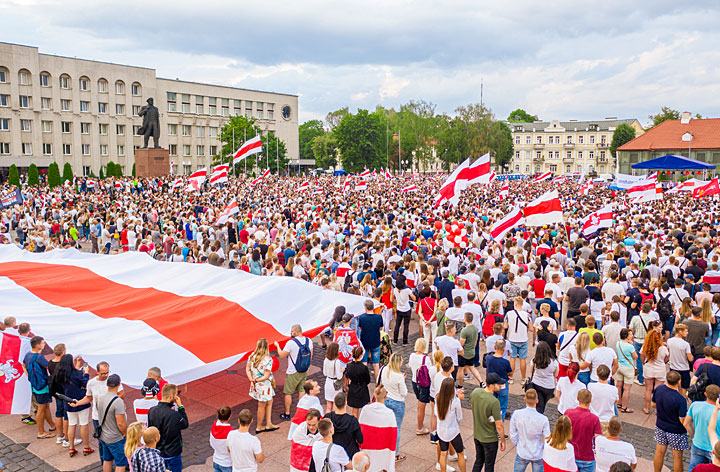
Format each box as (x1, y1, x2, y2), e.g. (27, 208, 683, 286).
(276, 135, 279, 175)
(232, 127, 235, 177)
(244, 128, 247, 175)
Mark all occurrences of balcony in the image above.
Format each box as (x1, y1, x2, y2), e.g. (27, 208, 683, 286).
(563, 157, 574, 163)
(533, 156, 544, 162)
(598, 142, 609, 148)
(564, 142, 575, 148)
(598, 157, 608, 163)
(533, 143, 545, 149)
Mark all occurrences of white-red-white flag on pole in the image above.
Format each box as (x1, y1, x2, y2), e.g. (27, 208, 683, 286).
(372, 168, 377, 179)
(499, 183, 509, 200)
(0, 332, 32, 414)
(342, 178, 352, 193)
(359, 167, 371, 177)
(401, 184, 417, 193)
(581, 205, 614, 235)
(249, 169, 270, 188)
(434, 157, 470, 206)
(233, 136, 263, 165)
(355, 180, 368, 191)
(523, 190, 564, 226)
(628, 179, 662, 203)
(463, 153, 491, 186)
(581, 181, 594, 195)
(533, 171, 553, 182)
(383, 168, 392, 179)
(312, 186, 324, 195)
(216, 199, 239, 225)
(171, 178, 183, 190)
(296, 180, 310, 192)
(209, 164, 229, 185)
(490, 206, 524, 241)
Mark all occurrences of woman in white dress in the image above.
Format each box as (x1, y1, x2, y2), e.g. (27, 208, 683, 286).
(323, 342, 346, 414)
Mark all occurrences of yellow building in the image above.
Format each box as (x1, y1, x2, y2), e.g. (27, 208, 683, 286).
(509, 118, 644, 176)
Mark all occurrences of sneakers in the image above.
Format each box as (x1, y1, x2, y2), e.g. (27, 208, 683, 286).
(21, 417, 36, 425)
(56, 436, 65, 445)
(63, 438, 82, 447)
(436, 463, 456, 471)
(279, 413, 292, 421)
(634, 379, 645, 386)
(464, 374, 471, 380)
(430, 432, 439, 444)
(448, 453, 467, 462)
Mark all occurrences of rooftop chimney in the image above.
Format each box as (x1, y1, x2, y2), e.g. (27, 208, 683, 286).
(681, 111, 692, 124)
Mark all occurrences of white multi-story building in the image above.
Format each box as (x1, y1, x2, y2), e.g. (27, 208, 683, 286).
(0, 42, 299, 177)
(509, 118, 644, 176)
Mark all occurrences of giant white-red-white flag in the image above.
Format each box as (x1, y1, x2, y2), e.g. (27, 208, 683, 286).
(462, 153, 491, 186)
(359, 402, 397, 472)
(524, 190, 563, 226)
(627, 179, 662, 203)
(581, 205, 613, 235)
(233, 136, 262, 165)
(209, 164, 229, 185)
(434, 157, 470, 206)
(0, 246, 365, 387)
(0, 332, 32, 414)
(490, 207, 524, 241)
(216, 199, 239, 225)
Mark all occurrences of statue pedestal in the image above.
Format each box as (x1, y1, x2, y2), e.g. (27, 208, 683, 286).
(134, 148, 170, 177)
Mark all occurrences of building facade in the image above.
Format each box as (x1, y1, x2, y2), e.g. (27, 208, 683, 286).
(0, 42, 299, 177)
(509, 118, 644, 176)
(617, 113, 720, 175)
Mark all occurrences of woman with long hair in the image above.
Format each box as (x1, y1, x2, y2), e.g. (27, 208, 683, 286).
(434, 377, 466, 472)
(345, 346, 371, 418)
(555, 362, 584, 414)
(543, 415, 577, 472)
(245, 338, 278, 432)
(679, 296, 694, 322)
(569, 332, 591, 386)
(702, 298, 716, 345)
(360, 272, 374, 297)
(123, 421, 144, 463)
(381, 353, 408, 463)
(428, 349, 445, 440)
(56, 354, 93, 457)
(381, 277, 395, 333)
(640, 325, 669, 414)
(616, 328, 637, 413)
(393, 276, 416, 345)
(322, 306, 346, 348)
(249, 249, 262, 275)
(528, 341, 559, 414)
(323, 342, 345, 414)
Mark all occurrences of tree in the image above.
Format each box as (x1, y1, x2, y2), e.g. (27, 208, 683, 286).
(649, 107, 680, 127)
(114, 163, 124, 177)
(325, 107, 349, 131)
(334, 109, 384, 173)
(47, 162, 61, 188)
(27, 164, 39, 186)
(132, 163, 136, 177)
(106, 162, 115, 179)
(260, 131, 289, 173)
(8, 164, 20, 187)
(507, 108, 538, 123)
(62, 162, 73, 184)
(99, 167, 105, 180)
(311, 134, 338, 169)
(610, 123, 637, 157)
(488, 121, 514, 169)
(395, 100, 438, 171)
(214, 115, 263, 173)
(299, 120, 325, 162)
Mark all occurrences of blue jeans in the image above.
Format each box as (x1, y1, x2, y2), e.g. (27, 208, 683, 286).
(213, 463, 233, 472)
(164, 454, 183, 472)
(494, 382, 509, 421)
(578, 371, 591, 386)
(576, 459, 596, 472)
(384, 398, 405, 454)
(92, 419, 104, 462)
(634, 341, 644, 383)
(514, 456, 543, 472)
(689, 444, 712, 471)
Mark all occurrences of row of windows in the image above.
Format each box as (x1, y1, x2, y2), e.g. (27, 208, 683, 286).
(1, 94, 142, 115)
(166, 93, 276, 119)
(513, 149, 608, 161)
(514, 134, 609, 145)
(167, 124, 218, 137)
(167, 144, 217, 156)
(512, 164, 606, 174)
(0, 141, 218, 157)
(0, 68, 141, 95)
(1, 119, 223, 140)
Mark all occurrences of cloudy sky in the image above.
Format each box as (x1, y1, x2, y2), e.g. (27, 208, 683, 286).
(3, 0, 719, 124)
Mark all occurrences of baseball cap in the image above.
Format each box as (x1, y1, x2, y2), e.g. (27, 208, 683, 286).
(141, 378, 159, 397)
(485, 373, 503, 385)
(685, 274, 695, 280)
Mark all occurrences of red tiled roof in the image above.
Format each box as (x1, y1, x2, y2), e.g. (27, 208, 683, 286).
(618, 118, 720, 151)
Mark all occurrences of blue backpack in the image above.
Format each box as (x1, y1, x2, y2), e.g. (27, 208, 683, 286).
(27, 354, 48, 391)
(290, 338, 312, 373)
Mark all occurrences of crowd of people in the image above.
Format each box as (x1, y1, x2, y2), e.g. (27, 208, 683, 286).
(4, 172, 720, 472)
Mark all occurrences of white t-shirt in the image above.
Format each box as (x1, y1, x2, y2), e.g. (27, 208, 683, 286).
(435, 335, 463, 366)
(311, 441, 349, 472)
(585, 346, 617, 381)
(227, 430, 262, 472)
(435, 396, 462, 442)
(594, 436, 637, 472)
(506, 310, 530, 343)
(394, 287, 413, 311)
(445, 307, 466, 322)
(432, 371, 452, 399)
(531, 359, 558, 389)
(461, 303, 484, 330)
(87, 376, 124, 421)
(556, 376, 584, 414)
(533, 316, 557, 332)
(667, 336, 692, 371)
(557, 330, 579, 365)
(545, 282, 563, 303)
(283, 336, 309, 375)
(408, 352, 433, 383)
(601, 282, 625, 302)
(588, 382, 619, 422)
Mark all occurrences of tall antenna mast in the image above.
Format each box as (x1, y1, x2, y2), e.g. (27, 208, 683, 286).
(480, 78, 483, 106)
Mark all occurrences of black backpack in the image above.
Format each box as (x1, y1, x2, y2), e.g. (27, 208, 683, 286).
(688, 363, 710, 402)
(656, 294, 672, 322)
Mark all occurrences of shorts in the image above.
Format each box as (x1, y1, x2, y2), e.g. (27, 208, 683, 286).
(55, 397, 68, 419)
(654, 427, 689, 451)
(671, 369, 691, 389)
(412, 381, 430, 404)
(439, 433, 465, 453)
(510, 341, 528, 359)
(458, 356, 474, 367)
(614, 365, 635, 385)
(283, 371, 308, 395)
(67, 408, 90, 426)
(662, 317, 675, 335)
(33, 392, 51, 405)
(100, 437, 129, 466)
(362, 346, 380, 364)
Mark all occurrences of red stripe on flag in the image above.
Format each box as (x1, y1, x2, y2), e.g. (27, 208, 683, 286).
(135, 408, 150, 415)
(525, 199, 562, 216)
(0, 334, 22, 414)
(359, 423, 397, 451)
(0, 262, 283, 363)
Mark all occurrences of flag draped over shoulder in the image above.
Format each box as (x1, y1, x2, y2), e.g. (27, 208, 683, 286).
(0, 332, 32, 414)
(359, 402, 397, 472)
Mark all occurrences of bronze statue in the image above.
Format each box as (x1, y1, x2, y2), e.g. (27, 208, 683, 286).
(138, 98, 160, 148)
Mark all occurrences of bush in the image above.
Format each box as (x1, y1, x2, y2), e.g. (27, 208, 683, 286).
(62, 162, 73, 184)
(106, 161, 115, 178)
(8, 164, 20, 187)
(47, 162, 61, 188)
(99, 167, 105, 180)
(27, 164, 39, 186)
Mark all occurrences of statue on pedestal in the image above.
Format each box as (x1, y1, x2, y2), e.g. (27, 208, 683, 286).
(138, 98, 161, 148)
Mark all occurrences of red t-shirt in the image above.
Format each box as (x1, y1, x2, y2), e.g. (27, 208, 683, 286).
(530, 278, 546, 299)
(418, 297, 437, 321)
(565, 407, 601, 461)
(694, 465, 720, 472)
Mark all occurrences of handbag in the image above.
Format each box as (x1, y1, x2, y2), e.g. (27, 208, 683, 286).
(617, 341, 638, 376)
(332, 361, 345, 391)
(93, 395, 119, 439)
(523, 366, 535, 392)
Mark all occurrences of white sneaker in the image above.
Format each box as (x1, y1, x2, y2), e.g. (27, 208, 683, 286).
(56, 436, 64, 444)
(436, 463, 456, 472)
(74, 438, 83, 446)
(448, 453, 467, 461)
(62, 439, 70, 448)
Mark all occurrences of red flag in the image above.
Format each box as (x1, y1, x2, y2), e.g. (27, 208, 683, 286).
(693, 178, 720, 199)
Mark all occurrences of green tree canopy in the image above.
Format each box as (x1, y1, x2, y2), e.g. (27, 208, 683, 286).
(649, 106, 680, 127)
(27, 164, 39, 186)
(132, 163, 136, 177)
(106, 162, 116, 179)
(325, 107, 349, 130)
(334, 109, 384, 173)
(311, 134, 338, 169)
(259, 131, 289, 173)
(62, 162, 73, 184)
(507, 108, 538, 123)
(299, 120, 325, 161)
(99, 167, 105, 180)
(489, 121, 514, 169)
(214, 115, 264, 173)
(115, 163, 124, 177)
(610, 123, 637, 157)
(47, 162, 61, 188)
(8, 164, 20, 187)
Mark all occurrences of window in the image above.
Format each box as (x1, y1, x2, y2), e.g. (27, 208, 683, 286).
(0, 118, 8, 131)
(115, 81, 125, 94)
(567, 136, 573, 144)
(40, 73, 50, 87)
(22, 143, 32, 155)
(19, 95, 30, 108)
(117, 145, 125, 156)
(100, 144, 108, 156)
(281, 105, 291, 120)
(60, 99, 71, 111)
(169, 144, 177, 156)
(82, 144, 90, 155)
(578, 151, 583, 159)
(234, 99, 242, 115)
(266, 103, 274, 120)
(131, 83, 141, 96)
(167, 92, 177, 112)
(41, 121, 52, 133)
(222, 98, 229, 117)
(115, 104, 125, 115)
(41, 97, 51, 110)
(577, 165, 582, 172)
(182, 125, 191, 136)
(182, 94, 190, 113)
(255, 102, 263, 119)
(61, 121, 71, 133)
(525, 136, 531, 144)
(0, 94, 8, 107)
(566, 165, 571, 173)
(197, 145, 205, 155)
(209, 97, 217, 115)
(99, 123, 108, 135)
(116, 124, 125, 135)
(210, 145, 217, 155)
(83, 166, 91, 177)
(18, 70, 30, 85)
(184, 164, 192, 175)
(81, 122, 90, 134)
(589, 135, 595, 144)
(515, 136, 520, 145)
(209, 127, 217, 138)
(697, 152, 706, 162)
(63, 144, 71, 155)
(0, 70, 6, 83)
(133, 125, 141, 136)
(514, 151, 520, 159)
(566, 151, 572, 159)
(548, 136, 554, 144)
(98, 79, 108, 93)
(98, 102, 107, 114)
(578, 135, 584, 144)
(536, 135, 542, 144)
(600, 135, 607, 145)
(589, 151, 595, 159)
(196, 126, 204, 137)
(245, 102, 253, 117)
(79, 77, 89, 91)
(20, 119, 31, 132)
(133, 105, 140, 116)
(0, 143, 9, 155)
(168, 124, 177, 136)
(183, 144, 191, 156)
(525, 165, 530, 173)
(600, 150, 606, 159)
(196, 103, 204, 114)
(549, 164, 557, 172)
(536, 151, 541, 159)
(59, 75, 70, 89)
(43, 143, 52, 155)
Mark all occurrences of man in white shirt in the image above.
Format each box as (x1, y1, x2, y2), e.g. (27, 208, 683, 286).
(133, 379, 159, 427)
(485, 281, 507, 310)
(506, 297, 532, 384)
(312, 419, 350, 472)
(275, 324, 312, 421)
(545, 273, 564, 306)
(516, 267, 531, 292)
(445, 297, 467, 325)
(82, 361, 125, 461)
(435, 322, 464, 369)
(557, 319, 579, 377)
(582, 332, 618, 382)
(588, 365, 619, 434)
(462, 292, 484, 333)
(667, 324, 693, 395)
(227, 409, 264, 471)
(601, 312, 623, 356)
(601, 272, 625, 303)
(510, 389, 551, 472)
(594, 417, 637, 472)
(452, 280, 471, 305)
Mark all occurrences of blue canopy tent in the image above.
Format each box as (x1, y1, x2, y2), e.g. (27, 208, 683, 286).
(632, 154, 715, 170)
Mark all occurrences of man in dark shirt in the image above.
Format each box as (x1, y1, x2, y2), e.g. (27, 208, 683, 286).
(566, 277, 589, 320)
(535, 289, 559, 322)
(686, 258, 705, 281)
(624, 279, 641, 321)
(437, 270, 455, 306)
(148, 384, 189, 472)
(357, 299, 383, 379)
(653, 371, 688, 472)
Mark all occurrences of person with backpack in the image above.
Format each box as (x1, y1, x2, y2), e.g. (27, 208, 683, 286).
(656, 283, 676, 340)
(275, 324, 313, 422)
(408, 338, 433, 435)
(22, 336, 55, 439)
(312, 418, 351, 472)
